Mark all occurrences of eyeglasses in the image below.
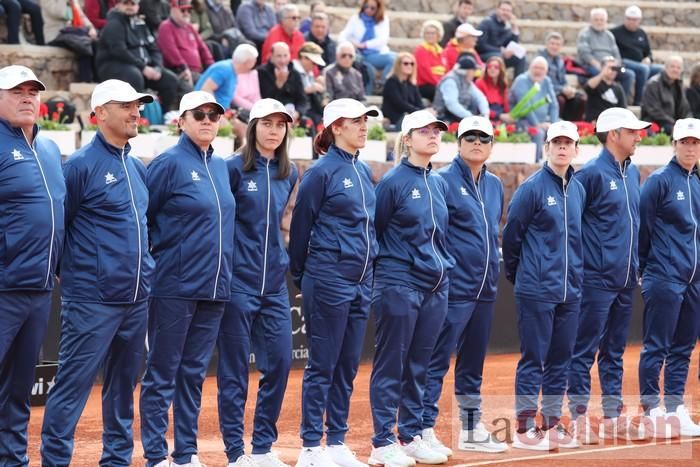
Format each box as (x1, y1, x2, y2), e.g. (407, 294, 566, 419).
(180, 7, 192, 12)
(415, 127, 441, 137)
(462, 132, 493, 144)
(190, 109, 221, 122)
(286, 15, 301, 20)
(121, 0, 137, 4)
(363, 3, 377, 11)
(340, 53, 354, 59)
(487, 63, 501, 70)
(401, 61, 415, 66)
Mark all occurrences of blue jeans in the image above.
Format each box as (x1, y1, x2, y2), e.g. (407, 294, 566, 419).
(622, 59, 663, 105)
(360, 51, 397, 94)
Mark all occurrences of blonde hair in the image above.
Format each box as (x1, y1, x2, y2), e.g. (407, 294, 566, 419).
(393, 133, 409, 165)
(388, 52, 417, 84)
(421, 20, 444, 42)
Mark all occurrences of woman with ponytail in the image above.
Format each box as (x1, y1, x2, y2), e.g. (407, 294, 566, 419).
(289, 98, 380, 467)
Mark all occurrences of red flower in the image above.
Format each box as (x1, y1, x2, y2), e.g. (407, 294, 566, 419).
(39, 103, 49, 118)
(224, 109, 234, 120)
(527, 127, 538, 136)
(139, 117, 150, 127)
(493, 128, 501, 137)
(56, 102, 65, 111)
(51, 112, 59, 122)
(89, 114, 97, 125)
(448, 122, 459, 133)
(506, 124, 516, 133)
(315, 122, 324, 133)
(639, 129, 648, 138)
(649, 122, 660, 134)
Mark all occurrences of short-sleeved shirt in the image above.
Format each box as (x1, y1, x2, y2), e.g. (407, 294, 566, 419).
(195, 59, 237, 108)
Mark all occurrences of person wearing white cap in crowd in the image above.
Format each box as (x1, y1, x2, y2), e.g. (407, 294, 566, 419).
(637, 118, 700, 439)
(566, 107, 650, 444)
(442, 21, 484, 72)
(503, 120, 585, 451)
(368, 110, 455, 466)
(0, 65, 65, 466)
(216, 99, 298, 467)
(138, 90, 235, 467)
(288, 98, 379, 467)
(422, 116, 507, 455)
(610, 5, 664, 106)
(40, 79, 155, 466)
(294, 42, 327, 126)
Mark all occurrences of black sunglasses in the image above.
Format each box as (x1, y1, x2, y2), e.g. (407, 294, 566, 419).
(462, 132, 493, 144)
(190, 109, 221, 122)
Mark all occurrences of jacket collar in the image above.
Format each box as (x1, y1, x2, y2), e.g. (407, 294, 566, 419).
(179, 132, 214, 160)
(94, 130, 132, 158)
(400, 156, 433, 174)
(0, 118, 38, 142)
(600, 146, 631, 173)
(254, 149, 278, 167)
(543, 161, 575, 183)
(329, 143, 359, 162)
(454, 155, 486, 186)
(670, 156, 700, 177)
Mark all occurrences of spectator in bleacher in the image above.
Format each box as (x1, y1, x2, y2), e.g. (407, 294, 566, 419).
(84, 0, 118, 30)
(158, 0, 214, 87)
(509, 56, 559, 160)
(338, 0, 396, 93)
(582, 55, 626, 122)
(610, 5, 663, 106)
(576, 8, 633, 102)
(190, 0, 219, 58)
(231, 62, 260, 116)
(294, 41, 326, 124)
(441, 0, 472, 48)
(324, 41, 365, 101)
(261, 3, 304, 63)
(2, 0, 45, 44)
(140, 0, 169, 33)
(475, 56, 513, 123)
(641, 55, 690, 135)
(382, 52, 424, 128)
(687, 63, 700, 119)
(433, 54, 489, 124)
(236, 0, 276, 49)
(537, 31, 585, 121)
(203, 0, 250, 59)
(305, 12, 335, 68)
(414, 20, 446, 102)
(299, 0, 323, 34)
(442, 22, 483, 72)
(476, 0, 526, 77)
(96, 0, 179, 111)
(257, 41, 308, 121)
(196, 42, 257, 108)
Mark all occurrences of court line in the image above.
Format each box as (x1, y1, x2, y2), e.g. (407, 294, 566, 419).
(453, 437, 700, 466)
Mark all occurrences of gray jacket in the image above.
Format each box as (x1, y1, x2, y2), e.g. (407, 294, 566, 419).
(577, 26, 621, 65)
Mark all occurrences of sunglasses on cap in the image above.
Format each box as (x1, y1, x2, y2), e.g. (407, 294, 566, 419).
(189, 109, 221, 122)
(462, 132, 492, 144)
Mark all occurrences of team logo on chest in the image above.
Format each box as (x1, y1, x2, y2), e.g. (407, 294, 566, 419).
(105, 172, 117, 185)
(609, 180, 618, 191)
(191, 170, 201, 181)
(547, 195, 557, 206)
(412, 188, 421, 199)
(343, 177, 354, 189)
(460, 186, 468, 196)
(11, 148, 23, 160)
(248, 180, 258, 192)
(677, 190, 686, 201)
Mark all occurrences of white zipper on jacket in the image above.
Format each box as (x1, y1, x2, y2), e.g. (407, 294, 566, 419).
(619, 161, 634, 287)
(352, 158, 371, 283)
(203, 150, 223, 299)
(473, 173, 489, 300)
(121, 148, 142, 303)
(24, 135, 55, 289)
(261, 159, 271, 295)
(563, 176, 569, 303)
(687, 173, 698, 284)
(424, 168, 445, 292)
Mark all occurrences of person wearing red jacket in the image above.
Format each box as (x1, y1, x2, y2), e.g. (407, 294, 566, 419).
(83, 0, 119, 30)
(261, 3, 305, 63)
(474, 55, 513, 122)
(414, 20, 447, 101)
(157, 0, 214, 88)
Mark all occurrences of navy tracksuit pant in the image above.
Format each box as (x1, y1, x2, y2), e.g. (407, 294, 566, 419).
(568, 286, 634, 418)
(423, 299, 495, 431)
(370, 284, 448, 448)
(40, 300, 148, 467)
(638, 279, 700, 413)
(0, 291, 52, 466)
(217, 291, 292, 462)
(140, 298, 225, 466)
(514, 298, 579, 431)
(299, 276, 371, 448)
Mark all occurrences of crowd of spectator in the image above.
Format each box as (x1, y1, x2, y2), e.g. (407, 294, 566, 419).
(2, 0, 699, 141)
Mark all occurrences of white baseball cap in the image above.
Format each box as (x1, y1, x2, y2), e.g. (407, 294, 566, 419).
(596, 107, 650, 132)
(250, 98, 293, 122)
(546, 120, 580, 142)
(457, 116, 494, 138)
(625, 5, 642, 19)
(455, 23, 483, 38)
(0, 65, 46, 91)
(323, 98, 379, 127)
(90, 79, 154, 112)
(673, 118, 700, 141)
(178, 90, 225, 117)
(401, 110, 447, 135)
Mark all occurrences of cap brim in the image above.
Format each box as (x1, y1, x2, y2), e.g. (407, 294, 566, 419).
(181, 101, 226, 116)
(1, 78, 46, 91)
(673, 131, 700, 141)
(458, 128, 493, 138)
(302, 53, 326, 67)
(597, 119, 651, 132)
(546, 132, 579, 142)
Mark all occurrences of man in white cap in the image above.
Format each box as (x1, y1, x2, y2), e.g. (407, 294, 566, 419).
(566, 107, 650, 443)
(41, 80, 156, 467)
(443, 22, 483, 71)
(637, 118, 700, 439)
(0, 65, 65, 466)
(503, 120, 585, 451)
(611, 5, 663, 106)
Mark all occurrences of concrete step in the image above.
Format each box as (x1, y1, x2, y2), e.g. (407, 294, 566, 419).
(0, 44, 77, 90)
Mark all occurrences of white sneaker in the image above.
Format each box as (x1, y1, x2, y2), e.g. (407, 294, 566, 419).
(512, 427, 556, 451)
(573, 416, 599, 445)
(400, 436, 447, 464)
(326, 444, 367, 467)
(172, 455, 206, 467)
(647, 407, 679, 439)
(550, 424, 578, 449)
(421, 428, 453, 457)
(229, 455, 257, 467)
(458, 423, 508, 453)
(295, 447, 341, 467)
(252, 451, 290, 467)
(667, 405, 700, 437)
(368, 443, 416, 467)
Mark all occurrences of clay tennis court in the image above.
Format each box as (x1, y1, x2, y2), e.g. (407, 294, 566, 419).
(25, 344, 700, 466)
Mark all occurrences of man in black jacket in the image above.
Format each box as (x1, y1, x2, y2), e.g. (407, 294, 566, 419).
(257, 41, 308, 122)
(304, 12, 335, 68)
(641, 56, 690, 134)
(95, 0, 179, 111)
(476, 0, 526, 76)
(440, 0, 472, 47)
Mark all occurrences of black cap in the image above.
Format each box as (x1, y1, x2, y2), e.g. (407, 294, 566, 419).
(457, 55, 477, 70)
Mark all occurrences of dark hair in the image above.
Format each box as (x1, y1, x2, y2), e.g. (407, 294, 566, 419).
(313, 125, 335, 155)
(240, 118, 291, 179)
(498, 0, 513, 7)
(596, 128, 619, 144)
(458, 0, 472, 5)
(360, 0, 385, 23)
(485, 56, 508, 95)
(690, 63, 700, 88)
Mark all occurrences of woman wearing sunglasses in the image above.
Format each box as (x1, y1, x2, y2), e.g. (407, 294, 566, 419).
(368, 110, 455, 467)
(381, 52, 425, 130)
(216, 99, 298, 467)
(139, 91, 235, 467)
(422, 116, 508, 455)
(289, 98, 379, 467)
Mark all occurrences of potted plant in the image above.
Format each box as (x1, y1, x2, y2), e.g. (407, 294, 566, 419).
(491, 124, 537, 163)
(38, 102, 77, 155)
(212, 118, 235, 156)
(80, 114, 98, 148)
(288, 125, 313, 160)
(360, 124, 387, 162)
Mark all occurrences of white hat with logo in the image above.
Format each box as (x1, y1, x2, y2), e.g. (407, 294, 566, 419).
(596, 107, 650, 132)
(458, 116, 494, 138)
(91, 79, 154, 112)
(673, 118, 700, 140)
(455, 23, 483, 38)
(250, 98, 294, 122)
(0, 65, 46, 91)
(401, 110, 447, 135)
(323, 98, 379, 127)
(546, 120, 580, 142)
(178, 91, 225, 116)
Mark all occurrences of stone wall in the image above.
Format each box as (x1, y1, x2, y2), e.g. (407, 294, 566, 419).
(0, 45, 78, 90)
